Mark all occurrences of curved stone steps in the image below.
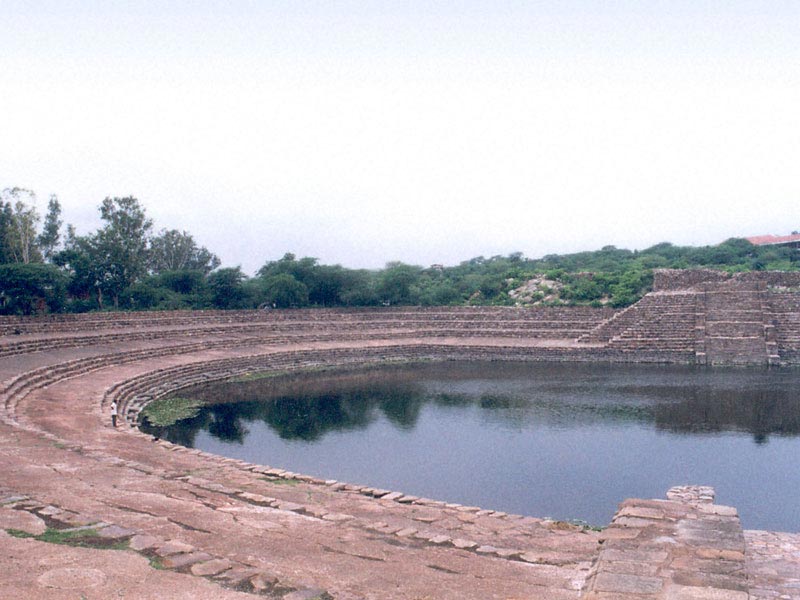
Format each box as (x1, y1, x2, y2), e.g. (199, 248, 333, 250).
(2, 307, 800, 598)
(1, 337, 604, 598)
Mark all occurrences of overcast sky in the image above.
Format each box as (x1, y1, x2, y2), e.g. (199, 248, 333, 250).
(2, 1, 798, 274)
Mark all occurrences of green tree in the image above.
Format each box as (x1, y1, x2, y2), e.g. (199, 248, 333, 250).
(37, 195, 62, 261)
(149, 229, 220, 274)
(1, 188, 42, 264)
(207, 267, 248, 309)
(53, 227, 108, 310)
(0, 200, 14, 263)
(258, 253, 317, 285)
(93, 197, 153, 307)
(0, 263, 67, 315)
(156, 269, 208, 295)
(258, 273, 310, 308)
(338, 269, 379, 306)
(414, 277, 461, 305)
(376, 262, 422, 305)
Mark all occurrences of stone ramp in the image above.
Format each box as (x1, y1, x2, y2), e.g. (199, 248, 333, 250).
(582, 486, 748, 599)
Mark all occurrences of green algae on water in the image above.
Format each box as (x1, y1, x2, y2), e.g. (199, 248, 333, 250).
(140, 397, 205, 427)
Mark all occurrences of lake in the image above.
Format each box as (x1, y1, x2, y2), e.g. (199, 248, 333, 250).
(140, 361, 800, 531)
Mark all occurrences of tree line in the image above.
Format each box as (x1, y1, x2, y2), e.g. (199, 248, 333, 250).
(1, 187, 798, 315)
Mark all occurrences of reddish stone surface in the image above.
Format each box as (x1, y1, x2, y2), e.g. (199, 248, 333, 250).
(0, 307, 798, 598)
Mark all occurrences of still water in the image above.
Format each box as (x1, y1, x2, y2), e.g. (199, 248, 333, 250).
(141, 362, 800, 531)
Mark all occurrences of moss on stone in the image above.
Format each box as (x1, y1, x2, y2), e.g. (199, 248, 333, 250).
(140, 396, 205, 427)
(5, 526, 129, 550)
(263, 477, 301, 486)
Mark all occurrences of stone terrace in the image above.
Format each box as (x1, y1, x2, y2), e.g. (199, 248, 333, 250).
(574, 270, 800, 367)
(578, 292, 698, 362)
(0, 301, 799, 598)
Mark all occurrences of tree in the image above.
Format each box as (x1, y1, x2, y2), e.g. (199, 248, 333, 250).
(149, 229, 220, 274)
(376, 262, 422, 305)
(1, 188, 42, 264)
(207, 267, 247, 309)
(0, 201, 14, 263)
(338, 269, 379, 306)
(259, 273, 309, 308)
(156, 270, 207, 295)
(0, 263, 67, 315)
(37, 195, 62, 261)
(93, 197, 153, 308)
(258, 253, 318, 284)
(53, 227, 108, 310)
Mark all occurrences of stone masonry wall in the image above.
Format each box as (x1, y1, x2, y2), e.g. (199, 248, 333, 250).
(654, 269, 800, 292)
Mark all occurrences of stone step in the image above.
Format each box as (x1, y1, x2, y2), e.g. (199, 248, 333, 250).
(581, 485, 748, 599)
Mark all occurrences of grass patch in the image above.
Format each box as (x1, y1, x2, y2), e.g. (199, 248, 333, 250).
(565, 519, 605, 532)
(6, 528, 35, 539)
(140, 397, 205, 427)
(37, 527, 102, 544)
(5, 527, 129, 550)
(148, 555, 166, 569)
(231, 370, 289, 383)
(261, 477, 301, 486)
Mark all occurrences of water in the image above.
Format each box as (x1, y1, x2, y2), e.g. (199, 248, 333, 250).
(141, 361, 800, 531)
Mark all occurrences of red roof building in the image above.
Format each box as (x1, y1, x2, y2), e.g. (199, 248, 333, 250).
(745, 233, 800, 247)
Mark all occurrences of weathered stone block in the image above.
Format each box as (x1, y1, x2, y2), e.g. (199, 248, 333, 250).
(155, 539, 195, 556)
(594, 572, 663, 594)
(283, 589, 331, 600)
(664, 584, 748, 599)
(427, 535, 451, 545)
(96, 525, 136, 540)
(190, 558, 232, 576)
(129, 534, 160, 551)
(395, 528, 417, 537)
(617, 505, 668, 520)
(162, 551, 213, 569)
(696, 504, 738, 517)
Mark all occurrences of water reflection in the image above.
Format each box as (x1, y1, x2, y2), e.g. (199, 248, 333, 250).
(142, 362, 800, 446)
(142, 374, 433, 445)
(141, 362, 800, 530)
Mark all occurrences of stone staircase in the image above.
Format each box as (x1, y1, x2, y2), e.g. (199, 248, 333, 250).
(581, 486, 749, 599)
(578, 292, 698, 362)
(698, 282, 775, 366)
(579, 279, 791, 366)
(767, 291, 800, 364)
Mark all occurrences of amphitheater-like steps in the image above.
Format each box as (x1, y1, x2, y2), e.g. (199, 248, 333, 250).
(579, 292, 697, 344)
(0, 306, 615, 358)
(2, 301, 800, 598)
(577, 292, 698, 359)
(0, 341, 605, 599)
(0, 306, 616, 336)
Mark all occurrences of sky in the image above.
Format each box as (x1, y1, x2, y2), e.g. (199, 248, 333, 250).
(2, 1, 799, 274)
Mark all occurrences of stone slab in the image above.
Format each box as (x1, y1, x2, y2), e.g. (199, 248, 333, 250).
(191, 558, 233, 577)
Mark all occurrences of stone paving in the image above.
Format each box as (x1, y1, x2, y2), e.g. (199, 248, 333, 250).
(0, 308, 798, 598)
(582, 486, 750, 599)
(746, 530, 800, 599)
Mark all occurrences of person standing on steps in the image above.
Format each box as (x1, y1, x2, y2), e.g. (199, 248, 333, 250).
(110, 400, 118, 427)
